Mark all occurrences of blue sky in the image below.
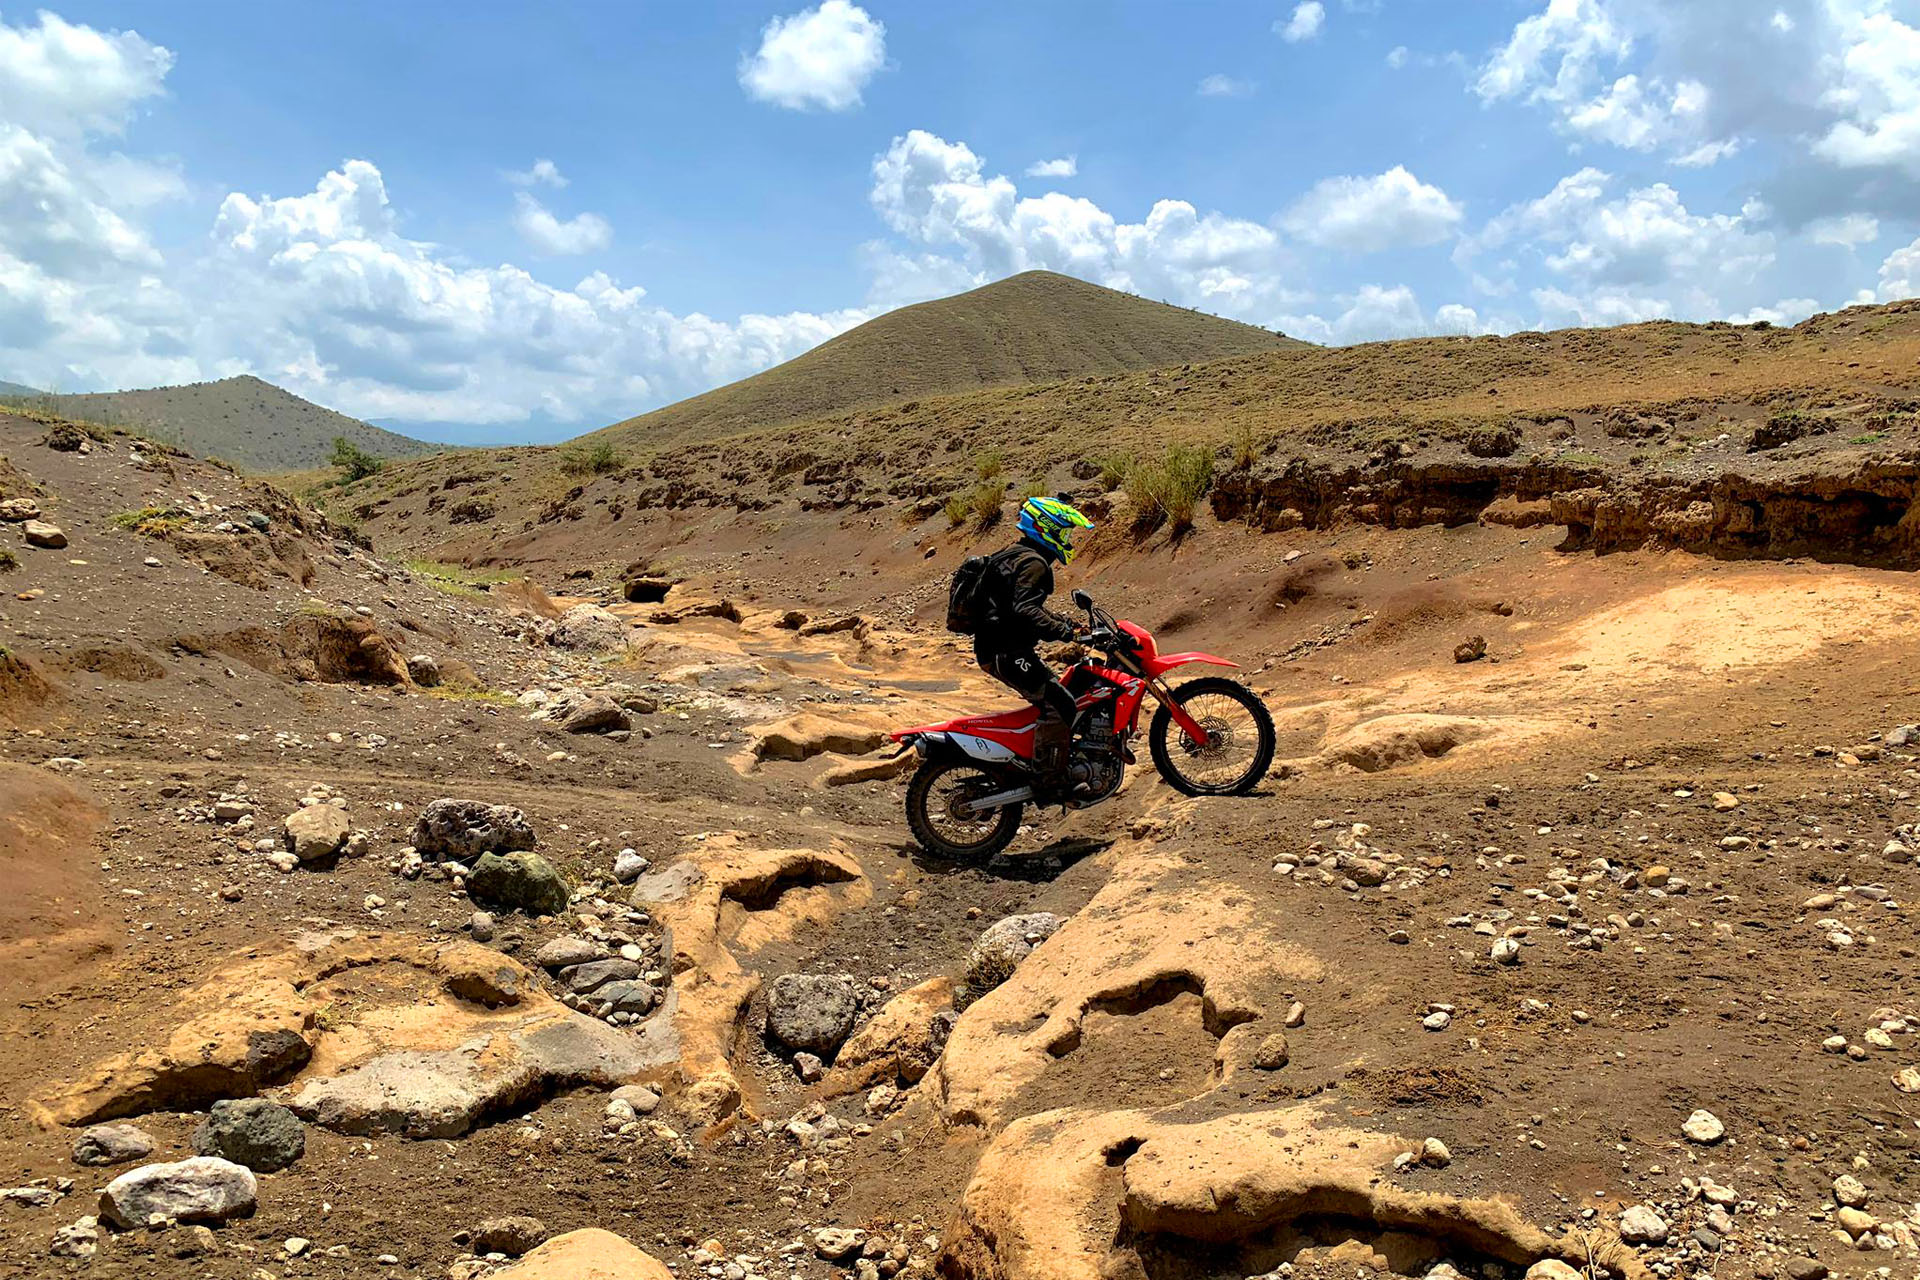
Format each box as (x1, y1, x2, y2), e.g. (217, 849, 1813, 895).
(5, 2, 1920, 444)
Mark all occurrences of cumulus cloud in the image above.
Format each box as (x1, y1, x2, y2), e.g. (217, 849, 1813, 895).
(869, 129, 1302, 318)
(1282, 166, 1464, 253)
(204, 161, 871, 424)
(739, 0, 886, 112)
(1461, 166, 1780, 328)
(511, 192, 612, 256)
(1025, 156, 1077, 179)
(1474, 0, 1920, 187)
(1197, 74, 1255, 97)
(1877, 235, 1920, 301)
(1277, 2, 1324, 43)
(0, 10, 173, 137)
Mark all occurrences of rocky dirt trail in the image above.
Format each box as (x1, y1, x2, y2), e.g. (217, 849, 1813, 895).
(0, 405, 1916, 1280)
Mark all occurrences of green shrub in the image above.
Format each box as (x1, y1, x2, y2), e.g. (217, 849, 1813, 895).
(1096, 453, 1134, 490)
(975, 449, 1006, 481)
(557, 440, 625, 477)
(0, 548, 16, 572)
(1018, 476, 1049, 501)
(943, 493, 971, 527)
(1124, 444, 1213, 535)
(329, 436, 384, 481)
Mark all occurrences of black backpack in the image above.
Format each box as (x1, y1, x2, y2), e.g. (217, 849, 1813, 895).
(946, 548, 1015, 635)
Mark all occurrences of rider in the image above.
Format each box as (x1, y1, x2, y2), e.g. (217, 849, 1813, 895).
(974, 496, 1097, 793)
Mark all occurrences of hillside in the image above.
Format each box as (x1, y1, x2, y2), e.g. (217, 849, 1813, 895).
(589, 270, 1303, 450)
(37, 374, 439, 471)
(0, 379, 43, 398)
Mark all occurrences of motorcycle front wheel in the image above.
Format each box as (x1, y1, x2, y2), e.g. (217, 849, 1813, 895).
(1148, 676, 1276, 796)
(905, 758, 1023, 861)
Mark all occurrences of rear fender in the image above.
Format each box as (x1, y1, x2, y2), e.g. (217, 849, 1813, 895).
(897, 730, 1028, 767)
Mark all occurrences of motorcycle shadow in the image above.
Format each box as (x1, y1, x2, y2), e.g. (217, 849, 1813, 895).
(896, 835, 1108, 883)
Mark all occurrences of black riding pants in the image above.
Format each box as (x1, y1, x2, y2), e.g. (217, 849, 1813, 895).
(975, 644, 1076, 775)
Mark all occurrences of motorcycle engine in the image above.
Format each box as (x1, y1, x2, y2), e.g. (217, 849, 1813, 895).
(1066, 744, 1123, 801)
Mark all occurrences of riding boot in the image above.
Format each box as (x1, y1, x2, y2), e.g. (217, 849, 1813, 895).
(1031, 715, 1073, 791)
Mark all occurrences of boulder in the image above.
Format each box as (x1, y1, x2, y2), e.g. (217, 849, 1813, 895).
(72, 1123, 155, 1167)
(283, 805, 350, 862)
(493, 1228, 674, 1279)
(98, 1157, 256, 1229)
(550, 604, 627, 652)
(1453, 635, 1487, 663)
(1619, 1204, 1669, 1245)
(290, 1014, 655, 1139)
(750, 712, 890, 763)
(965, 913, 1065, 995)
(765, 973, 860, 1056)
(191, 1098, 306, 1172)
(563, 697, 631, 735)
(22, 519, 66, 549)
(468, 851, 571, 917)
(828, 977, 955, 1089)
(0, 497, 40, 521)
(414, 798, 536, 860)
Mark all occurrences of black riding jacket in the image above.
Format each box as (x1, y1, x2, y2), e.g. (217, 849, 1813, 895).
(979, 540, 1080, 651)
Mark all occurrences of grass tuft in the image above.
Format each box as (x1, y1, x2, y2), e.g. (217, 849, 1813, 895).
(1123, 443, 1213, 535)
(557, 440, 625, 477)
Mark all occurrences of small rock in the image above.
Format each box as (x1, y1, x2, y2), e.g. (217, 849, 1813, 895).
(49, 1216, 101, 1258)
(1784, 1259, 1828, 1280)
(413, 798, 536, 860)
(1618, 1204, 1669, 1245)
(964, 913, 1064, 994)
(467, 851, 571, 917)
(1681, 1108, 1725, 1144)
(405, 654, 441, 687)
(1423, 1010, 1452, 1032)
(1833, 1174, 1869, 1208)
(469, 911, 495, 942)
(1490, 937, 1521, 965)
(612, 849, 647, 883)
(1419, 1137, 1451, 1167)
(283, 805, 350, 862)
(534, 936, 606, 970)
(766, 973, 860, 1056)
(23, 519, 67, 549)
(472, 1215, 549, 1257)
(1836, 1207, 1876, 1236)
(1454, 635, 1487, 663)
(98, 1157, 257, 1228)
(1283, 1001, 1306, 1027)
(1252, 1033, 1290, 1070)
(813, 1228, 867, 1261)
(73, 1123, 156, 1167)
(793, 1052, 826, 1084)
(1525, 1261, 1582, 1280)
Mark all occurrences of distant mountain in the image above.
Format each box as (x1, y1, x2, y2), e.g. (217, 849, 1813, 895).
(588, 270, 1305, 450)
(0, 379, 44, 398)
(32, 375, 440, 471)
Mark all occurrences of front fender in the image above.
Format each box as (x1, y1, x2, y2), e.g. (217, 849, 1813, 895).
(1148, 650, 1238, 676)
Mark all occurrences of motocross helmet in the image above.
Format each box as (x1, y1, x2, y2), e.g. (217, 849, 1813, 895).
(1018, 495, 1095, 564)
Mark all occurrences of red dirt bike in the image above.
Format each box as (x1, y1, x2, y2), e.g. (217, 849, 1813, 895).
(891, 590, 1276, 860)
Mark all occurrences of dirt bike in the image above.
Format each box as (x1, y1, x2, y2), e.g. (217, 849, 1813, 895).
(891, 589, 1276, 860)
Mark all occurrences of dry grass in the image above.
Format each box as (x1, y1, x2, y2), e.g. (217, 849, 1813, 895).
(1123, 444, 1214, 535)
(31, 375, 437, 472)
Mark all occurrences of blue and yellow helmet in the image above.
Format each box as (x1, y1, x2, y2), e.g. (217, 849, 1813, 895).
(1018, 495, 1095, 563)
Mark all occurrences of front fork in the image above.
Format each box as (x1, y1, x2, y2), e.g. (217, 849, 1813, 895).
(1139, 673, 1211, 746)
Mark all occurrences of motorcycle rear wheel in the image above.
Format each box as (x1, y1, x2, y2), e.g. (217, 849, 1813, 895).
(905, 758, 1024, 861)
(1148, 676, 1276, 796)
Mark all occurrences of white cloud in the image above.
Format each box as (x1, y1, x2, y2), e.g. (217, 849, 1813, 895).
(1808, 212, 1879, 247)
(739, 0, 885, 112)
(1277, 286, 1494, 344)
(511, 192, 612, 256)
(869, 129, 1301, 319)
(0, 10, 173, 137)
(1277, 2, 1325, 43)
(1197, 74, 1255, 97)
(1386, 45, 1408, 69)
(1811, 6, 1920, 174)
(505, 158, 567, 188)
(1726, 298, 1820, 325)
(1283, 166, 1464, 253)
(1025, 156, 1077, 179)
(1877, 235, 1920, 300)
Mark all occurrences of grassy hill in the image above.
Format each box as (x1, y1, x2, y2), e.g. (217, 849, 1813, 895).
(588, 270, 1303, 450)
(0, 379, 43, 398)
(35, 375, 439, 471)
